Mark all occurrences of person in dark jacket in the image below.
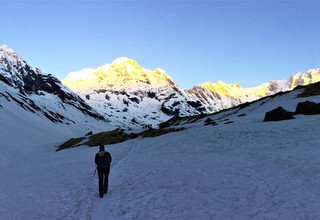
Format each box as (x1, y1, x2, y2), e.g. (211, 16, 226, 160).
(95, 145, 112, 198)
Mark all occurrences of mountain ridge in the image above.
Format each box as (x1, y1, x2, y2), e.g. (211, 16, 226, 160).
(2, 44, 320, 130)
(62, 57, 320, 123)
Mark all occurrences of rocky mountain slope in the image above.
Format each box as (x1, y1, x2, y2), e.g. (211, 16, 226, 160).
(0, 45, 110, 140)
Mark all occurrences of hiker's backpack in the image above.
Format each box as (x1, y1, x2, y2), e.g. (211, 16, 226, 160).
(96, 151, 112, 168)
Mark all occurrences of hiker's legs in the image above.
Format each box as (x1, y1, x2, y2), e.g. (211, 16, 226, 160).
(103, 167, 110, 194)
(97, 168, 104, 197)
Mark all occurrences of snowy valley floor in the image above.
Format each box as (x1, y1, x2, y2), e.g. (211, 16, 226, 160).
(2, 90, 320, 219)
(2, 117, 320, 219)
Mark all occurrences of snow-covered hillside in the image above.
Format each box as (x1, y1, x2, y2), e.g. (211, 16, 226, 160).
(2, 82, 320, 219)
(63, 57, 320, 127)
(0, 45, 112, 143)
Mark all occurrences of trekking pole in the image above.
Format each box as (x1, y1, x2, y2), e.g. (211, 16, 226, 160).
(93, 167, 97, 178)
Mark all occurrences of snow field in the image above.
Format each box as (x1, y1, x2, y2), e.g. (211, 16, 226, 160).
(2, 87, 320, 219)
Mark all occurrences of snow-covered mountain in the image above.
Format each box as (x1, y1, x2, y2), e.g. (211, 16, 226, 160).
(3, 44, 319, 132)
(187, 69, 320, 112)
(63, 58, 204, 129)
(0, 45, 111, 141)
(63, 57, 320, 126)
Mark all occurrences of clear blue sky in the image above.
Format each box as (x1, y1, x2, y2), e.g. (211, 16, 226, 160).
(1, 1, 320, 88)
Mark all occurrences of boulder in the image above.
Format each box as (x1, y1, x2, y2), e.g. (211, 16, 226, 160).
(264, 106, 294, 122)
(159, 121, 170, 129)
(85, 131, 93, 136)
(295, 101, 320, 115)
(204, 118, 217, 126)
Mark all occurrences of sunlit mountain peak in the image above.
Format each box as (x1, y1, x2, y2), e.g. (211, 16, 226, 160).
(62, 57, 175, 92)
(65, 68, 96, 81)
(201, 81, 242, 97)
(287, 69, 320, 89)
(109, 57, 143, 73)
(111, 57, 137, 65)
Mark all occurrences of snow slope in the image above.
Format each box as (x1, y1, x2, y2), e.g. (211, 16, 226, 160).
(0, 82, 109, 153)
(2, 84, 320, 219)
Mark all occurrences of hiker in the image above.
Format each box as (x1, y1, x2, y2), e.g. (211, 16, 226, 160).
(95, 145, 112, 198)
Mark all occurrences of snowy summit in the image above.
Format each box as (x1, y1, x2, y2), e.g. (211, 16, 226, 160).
(63, 57, 175, 91)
